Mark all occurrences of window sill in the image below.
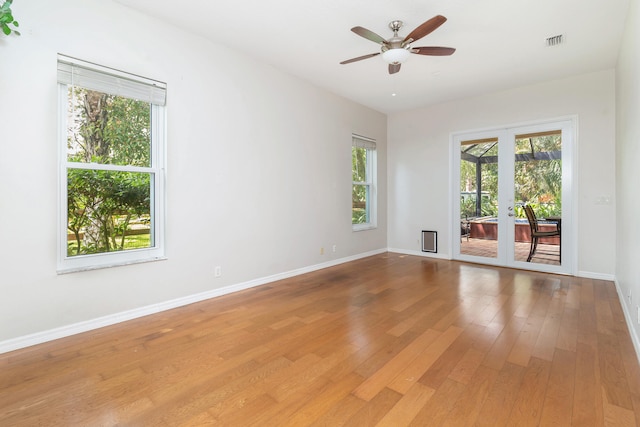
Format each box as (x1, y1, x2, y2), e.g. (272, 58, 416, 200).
(57, 256, 167, 275)
(352, 224, 377, 232)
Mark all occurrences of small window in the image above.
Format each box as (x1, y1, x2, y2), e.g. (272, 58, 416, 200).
(57, 55, 166, 272)
(352, 135, 377, 230)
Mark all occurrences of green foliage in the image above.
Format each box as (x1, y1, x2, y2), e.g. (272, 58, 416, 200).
(102, 96, 151, 166)
(67, 170, 150, 256)
(481, 197, 498, 216)
(460, 197, 476, 218)
(0, 0, 19, 36)
(352, 147, 366, 182)
(460, 194, 498, 218)
(514, 135, 562, 217)
(68, 233, 150, 255)
(521, 202, 560, 219)
(352, 184, 368, 224)
(460, 134, 562, 219)
(66, 88, 153, 256)
(352, 147, 369, 224)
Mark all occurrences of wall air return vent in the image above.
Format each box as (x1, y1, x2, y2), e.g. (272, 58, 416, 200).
(421, 230, 437, 253)
(546, 34, 564, 47)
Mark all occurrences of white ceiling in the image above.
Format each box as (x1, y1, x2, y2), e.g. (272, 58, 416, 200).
(114, 0, 630, 114)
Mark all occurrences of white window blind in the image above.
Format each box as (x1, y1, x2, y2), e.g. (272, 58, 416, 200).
(57, 54, 166, 106)
(352, 134, 376, 150)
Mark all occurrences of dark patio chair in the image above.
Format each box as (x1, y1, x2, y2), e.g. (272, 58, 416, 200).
(523, 204, 561, 262)
(460, 216, 471, 242)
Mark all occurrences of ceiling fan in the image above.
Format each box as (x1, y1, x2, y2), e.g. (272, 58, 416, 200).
(340, 15, 456, 74)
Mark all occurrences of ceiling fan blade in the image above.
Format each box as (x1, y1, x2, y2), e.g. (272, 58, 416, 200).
(389, 63, 401, 74)
(411, 46, 456, 56)
(403, 15, 447, 44)
(351, 26, 388, 45)
(340, 52, 381, 65)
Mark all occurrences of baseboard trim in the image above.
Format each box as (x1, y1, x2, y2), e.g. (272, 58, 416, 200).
(614, 278, 640, 364)
(0, 248, 387, 355)
(387, 247, 451, 260)
(576, 271, 616, 281)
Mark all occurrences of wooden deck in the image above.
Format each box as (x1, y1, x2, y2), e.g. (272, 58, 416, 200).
(1, 253, 637, 426)
(461, 237, 561, 265)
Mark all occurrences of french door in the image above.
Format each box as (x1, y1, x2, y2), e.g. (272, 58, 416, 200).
(452, 119, 574, 275)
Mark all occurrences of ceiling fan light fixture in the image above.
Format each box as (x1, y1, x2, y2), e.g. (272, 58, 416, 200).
(382, 48, 410, 64)
(340, 15, 455, 74)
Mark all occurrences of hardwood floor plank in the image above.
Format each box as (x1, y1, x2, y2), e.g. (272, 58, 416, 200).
(507, 316, 546, 368)
(1, 254, 640, 426)
(573, 342, 604, 426)
(505, 357, 552, 426)
(408, 378, 466, 426)
(273, 345, 359, 403)
(374, 382, 435, 427)
(344, 387, 403, 426)
(539, 348, 576, 426)
(279, 372, 364, 427)
(440, 364, 500, 426)
(418, 324, 480, 389)
(596, 294, 617, 336)
(604, 402, 637, 427)
(482, 314, 527, 371)
(351, 329, 420, 380)
(475, 362, 526, 427)
(597, 332, 634, 410)
(386, 299, 445, 337)
(615, 329, 640, 423)
(556, 306, 579, 352)
(577, 279, 598, 349)
(307, 393, 366, 427)
(352, 328, 441, 401)
(473, 293, 511, 327)
(448, 347, 485, 385)
(137, 355, 290, 425)
(387, 326, 463, 394)
(531, 295, 564, 361)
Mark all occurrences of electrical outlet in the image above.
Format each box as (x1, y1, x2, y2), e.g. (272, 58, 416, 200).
(637, 306, 640, 325)
(332, 245, 336, 253)
(214, 266, 222, 277)
(320, 247, 324, 255)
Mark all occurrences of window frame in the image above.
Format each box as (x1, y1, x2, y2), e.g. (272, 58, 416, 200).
(57, 56, 167, 273)
(352, 135, 377, 231)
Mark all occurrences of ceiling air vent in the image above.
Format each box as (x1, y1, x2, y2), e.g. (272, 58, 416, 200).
(546, 34, 564, 47)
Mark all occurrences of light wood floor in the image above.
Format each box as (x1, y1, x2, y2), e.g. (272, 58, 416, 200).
(2, 253, 639, 426)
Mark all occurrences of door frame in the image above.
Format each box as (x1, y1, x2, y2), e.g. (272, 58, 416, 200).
(450, 116, 577, 275)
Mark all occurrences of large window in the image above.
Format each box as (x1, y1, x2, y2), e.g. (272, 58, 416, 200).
(352, 135, 376, 230)
(57, 55, 166, 272)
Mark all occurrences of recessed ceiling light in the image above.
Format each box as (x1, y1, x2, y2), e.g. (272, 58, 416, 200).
(391, 93, 397, 97)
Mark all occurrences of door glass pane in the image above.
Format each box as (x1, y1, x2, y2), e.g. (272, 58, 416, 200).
(460, 138, 499, 258)
(513, 131, 562, 265)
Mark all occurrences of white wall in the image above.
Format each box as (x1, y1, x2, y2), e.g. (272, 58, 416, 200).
(0, 0, 387, 347)
(387, 70, 617, 277)
(616, 0, 640, 351)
